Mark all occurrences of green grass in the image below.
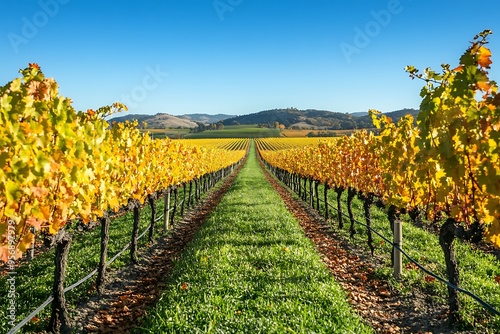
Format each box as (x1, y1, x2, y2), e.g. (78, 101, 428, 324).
(0, 185, 205, 333)
(141, 128, 192, 139)
(280, 179, 500, 332)
(137, 142, 372, 333)
(185, 125, 281, 138)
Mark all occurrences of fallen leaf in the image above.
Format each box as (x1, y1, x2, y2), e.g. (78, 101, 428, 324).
(425, 275, 436, 283)
(378, 289, 391, 298)
(405, 262, 418, 270)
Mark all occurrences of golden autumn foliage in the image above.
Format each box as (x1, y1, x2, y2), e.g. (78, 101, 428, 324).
(259, 30, 500, 248)
(0, 65, 246, 262)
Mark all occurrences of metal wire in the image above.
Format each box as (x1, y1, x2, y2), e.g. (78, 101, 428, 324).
(7, 172, 224, 333)
(270, 166, 500, 317)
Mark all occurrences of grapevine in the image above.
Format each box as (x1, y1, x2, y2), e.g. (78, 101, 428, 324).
(0, 64, 246, 261)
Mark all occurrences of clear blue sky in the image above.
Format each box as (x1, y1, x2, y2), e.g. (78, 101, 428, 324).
(1, 0, 499, 117)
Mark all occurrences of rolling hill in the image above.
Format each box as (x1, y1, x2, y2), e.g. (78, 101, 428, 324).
(109, 113, 198, 128)
(221, 108, 419, 130)
(108, 108, 420, 130)
(177, 113, 232, 124)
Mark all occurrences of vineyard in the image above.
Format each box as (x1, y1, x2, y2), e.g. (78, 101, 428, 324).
(257, 30, 500, 330)
(177, 138, 251, 151)
(258, 137, 500, 330)
(1, 30, 500, 333)
(0, 65, 249, 332)
(255, 137, 331, 151)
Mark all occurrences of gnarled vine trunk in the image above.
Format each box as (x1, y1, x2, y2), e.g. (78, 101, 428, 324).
(335, 187, 344, 229)
(148, 193, 158, 243)
(131, 201, 141, 264)
(48, 229, 72, 333)
(439, 218, 484, 325)
(347, 187, 356, 238)
(359, 192, 375, 255)
(96, 213, 110, 296)
(439, 218, 461, 324)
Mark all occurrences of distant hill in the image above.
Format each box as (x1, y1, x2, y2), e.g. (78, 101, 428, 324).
(221, 108, 420, 130)
(356, 108, 420, 125)
(109, 113, 197, 128)
(177, 113, 232, 124)
(221, 108, 366, 129)
(349, 112, 368, 117)
(382, 108, 420, 121)
(108, 108, 420, 130)
(109, 114, 152, 123)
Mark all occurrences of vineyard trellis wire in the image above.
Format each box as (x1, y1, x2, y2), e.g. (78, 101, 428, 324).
(260, 156, 500, 319)
(6, 159, 244, 334)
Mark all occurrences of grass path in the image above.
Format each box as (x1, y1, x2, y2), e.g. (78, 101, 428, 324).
(137, 143, 372, 333)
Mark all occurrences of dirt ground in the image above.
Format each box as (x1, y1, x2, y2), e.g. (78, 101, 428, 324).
(49, 155, 476, 333)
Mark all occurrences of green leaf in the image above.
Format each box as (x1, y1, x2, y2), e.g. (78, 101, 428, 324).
(5, 179, 22, 203)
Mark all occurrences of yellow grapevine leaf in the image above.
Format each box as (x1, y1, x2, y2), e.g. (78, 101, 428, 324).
(478, 46, 493, 68)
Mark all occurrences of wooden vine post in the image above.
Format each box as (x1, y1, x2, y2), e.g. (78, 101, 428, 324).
(388, 206, 402, 279)
(163, 188, 171, 231)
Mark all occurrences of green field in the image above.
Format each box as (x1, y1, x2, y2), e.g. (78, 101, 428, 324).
(140, 125, 281, 139)
(137, 143, 372, 333)
(185, 125, 281, 138)
(141, 128, 191, 139)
